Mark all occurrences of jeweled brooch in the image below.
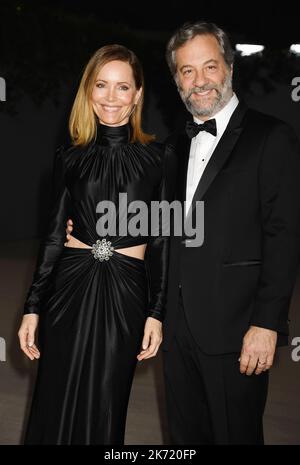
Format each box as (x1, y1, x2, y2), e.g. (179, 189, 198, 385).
(91, 238, 114, 261)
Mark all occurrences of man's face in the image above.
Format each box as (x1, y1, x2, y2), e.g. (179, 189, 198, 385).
(175, 34, 233, 119)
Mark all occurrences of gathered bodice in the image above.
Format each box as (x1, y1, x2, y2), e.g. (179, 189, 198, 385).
(62, 123, 164, 249)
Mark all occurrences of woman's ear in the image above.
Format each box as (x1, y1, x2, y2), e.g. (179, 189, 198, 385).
(135, 87, 142, 105)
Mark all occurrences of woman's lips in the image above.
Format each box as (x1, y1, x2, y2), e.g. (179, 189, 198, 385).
(101, 105, 121, 112)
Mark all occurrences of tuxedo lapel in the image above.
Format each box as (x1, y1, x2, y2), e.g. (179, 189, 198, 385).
(186, 102, 248, 221)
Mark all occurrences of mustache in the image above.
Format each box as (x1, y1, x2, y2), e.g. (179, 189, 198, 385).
(187, 85, 219, 99)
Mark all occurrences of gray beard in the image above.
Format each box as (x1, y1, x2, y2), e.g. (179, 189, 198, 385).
(178, 73, 233, 119)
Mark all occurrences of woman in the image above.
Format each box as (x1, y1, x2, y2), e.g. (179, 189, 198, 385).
(18, 44, 170, 445)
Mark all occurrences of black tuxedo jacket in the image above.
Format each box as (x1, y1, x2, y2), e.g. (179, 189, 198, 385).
(162, 102, 300, 354)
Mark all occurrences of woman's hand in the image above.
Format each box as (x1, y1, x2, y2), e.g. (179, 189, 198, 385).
(64, 218, 73, 246)
(137, 317, 163, 361)
(18, 314, 40, 361)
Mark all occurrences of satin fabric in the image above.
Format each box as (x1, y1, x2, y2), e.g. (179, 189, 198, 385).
(23, 123, 169, 444)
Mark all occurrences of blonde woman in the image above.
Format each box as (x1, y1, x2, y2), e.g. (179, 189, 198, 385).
(18, 44, 171, 445)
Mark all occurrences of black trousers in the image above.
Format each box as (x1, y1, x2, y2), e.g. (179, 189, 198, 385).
(162, 291, 269, 445)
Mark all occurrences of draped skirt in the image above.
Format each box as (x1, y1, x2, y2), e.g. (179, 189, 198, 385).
(24, 246, 148, 445)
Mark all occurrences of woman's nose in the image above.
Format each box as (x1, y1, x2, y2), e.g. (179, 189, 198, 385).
(106, 86, 116, 101)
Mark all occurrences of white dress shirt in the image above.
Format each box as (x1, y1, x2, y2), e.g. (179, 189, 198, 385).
(185, 93, 239, 216)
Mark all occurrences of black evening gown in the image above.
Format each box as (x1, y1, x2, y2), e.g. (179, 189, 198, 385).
(22, 123, 169, 445)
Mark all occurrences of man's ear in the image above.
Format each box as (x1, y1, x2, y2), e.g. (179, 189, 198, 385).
(230, 64, 233, 78)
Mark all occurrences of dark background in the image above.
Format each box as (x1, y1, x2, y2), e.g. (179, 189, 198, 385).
(1, 0, 300, 240)
(1, 2, 300, 446)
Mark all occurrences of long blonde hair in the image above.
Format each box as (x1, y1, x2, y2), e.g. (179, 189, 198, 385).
(69, 44, 155, 146)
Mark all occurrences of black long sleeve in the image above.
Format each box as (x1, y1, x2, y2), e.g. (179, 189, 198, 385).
(250, 122, 300, 334)
(23, 146, 71, 315)
(23, 137, 176, 320)
(145, 143, 175, 322)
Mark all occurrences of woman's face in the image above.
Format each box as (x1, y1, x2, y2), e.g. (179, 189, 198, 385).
(91, 60, 142, 126)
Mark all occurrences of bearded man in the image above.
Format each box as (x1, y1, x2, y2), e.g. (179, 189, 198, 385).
(161, 21, 300, 445)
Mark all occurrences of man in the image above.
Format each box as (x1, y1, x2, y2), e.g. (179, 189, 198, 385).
(160, 21, 300, 445)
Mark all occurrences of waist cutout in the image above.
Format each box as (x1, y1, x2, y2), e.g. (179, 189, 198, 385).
(65, 235, 147, 261)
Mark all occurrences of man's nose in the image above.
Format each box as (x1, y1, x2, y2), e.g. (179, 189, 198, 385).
(193, 69, 208, 88)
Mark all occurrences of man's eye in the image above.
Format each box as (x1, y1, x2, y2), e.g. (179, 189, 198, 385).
(207, 66, 217, 70)
(183, 69, 192, 75)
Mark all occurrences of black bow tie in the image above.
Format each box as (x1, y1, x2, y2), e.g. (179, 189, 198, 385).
(185, 119, 217, 138)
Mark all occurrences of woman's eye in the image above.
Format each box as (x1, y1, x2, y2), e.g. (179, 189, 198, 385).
(95, 83, 129, 90)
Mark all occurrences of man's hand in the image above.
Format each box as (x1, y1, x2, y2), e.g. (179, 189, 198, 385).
(137, 317, 163, 361)
(64, 218, 73, 246)
(239, 325, 277, 375)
